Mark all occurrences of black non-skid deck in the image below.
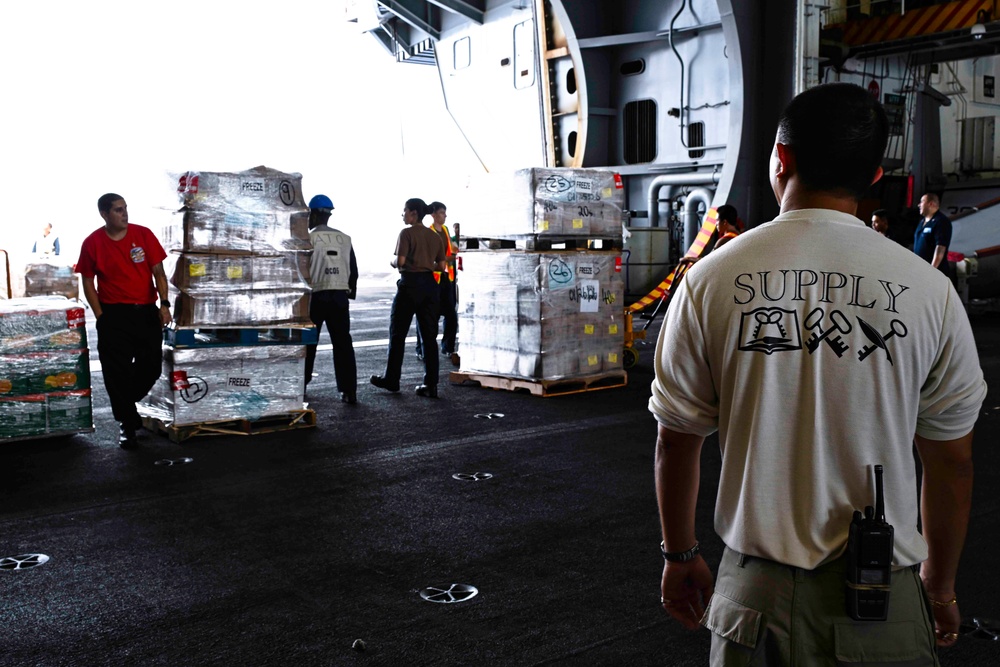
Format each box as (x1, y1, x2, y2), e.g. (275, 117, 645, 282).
(2, 283, 998, 666)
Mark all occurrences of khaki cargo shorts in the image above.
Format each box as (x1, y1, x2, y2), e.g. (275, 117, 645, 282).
(701, 547, 939, 666)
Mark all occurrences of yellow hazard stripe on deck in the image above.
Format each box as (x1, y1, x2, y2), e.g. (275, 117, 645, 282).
(627, 208, 719, 314)
(839, 0, 989, 47)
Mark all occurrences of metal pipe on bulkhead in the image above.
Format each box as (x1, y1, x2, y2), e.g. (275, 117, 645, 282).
(646, 173, 720, 229)
(682, 188, 714, 252)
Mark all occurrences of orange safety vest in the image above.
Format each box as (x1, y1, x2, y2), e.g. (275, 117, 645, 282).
(432, 224, 456, 284)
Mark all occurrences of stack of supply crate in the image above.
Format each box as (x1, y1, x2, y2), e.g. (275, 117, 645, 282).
(24, 263, 79, 299)
(455, 168, 627, 395)
(138, 166, 317, 441)
(0, 298, 93, 440)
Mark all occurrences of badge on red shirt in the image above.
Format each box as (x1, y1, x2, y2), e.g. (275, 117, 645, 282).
(130, 246, 146, 263)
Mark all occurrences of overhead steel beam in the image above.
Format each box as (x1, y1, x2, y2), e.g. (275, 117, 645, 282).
(425, 0, 485, 24)
(379, 0, 442, 41)
(370, 27, 397, 56)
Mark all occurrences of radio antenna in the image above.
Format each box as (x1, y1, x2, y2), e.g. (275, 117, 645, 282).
(874, 465, 886, 523)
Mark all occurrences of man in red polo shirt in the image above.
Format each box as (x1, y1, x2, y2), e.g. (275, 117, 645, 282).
(77, 193, 172, 449)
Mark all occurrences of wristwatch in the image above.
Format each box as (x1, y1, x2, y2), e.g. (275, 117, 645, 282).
(660, 540, 700, 563)
(160, 299, 171, 308)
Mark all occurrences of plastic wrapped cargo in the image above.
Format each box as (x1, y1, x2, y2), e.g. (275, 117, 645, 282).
(139, 345, 305, 426)
(0, 394, 47, 438)
(163, 166, 310, 255)
(24, 263, 79, 299)
(0, 390, 91, 439)
(0, 349, 90, 396)
(163, 252, 312, 327)
(166, 252, 310, 292)
(172, 291, 310, 328)
(175, 166, 307, 211)
(46, 390, 93, 433)
(462, 168, 625, 238)
(458, 251, 625, 380)
(162, 207, 311, 255)
(0, 298, 87, 353)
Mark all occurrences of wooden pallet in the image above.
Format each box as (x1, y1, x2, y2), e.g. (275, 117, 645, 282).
(462, 236, 622, 252)
(142, 409, 316, 443)
(449, 370, 627, 397)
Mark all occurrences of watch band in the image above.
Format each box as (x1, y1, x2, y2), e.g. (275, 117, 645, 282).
(160, 299, 171, 307)
(660, 540, 700, 563)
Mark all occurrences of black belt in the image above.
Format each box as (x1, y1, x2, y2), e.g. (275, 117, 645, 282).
(101, 302, 156, 309)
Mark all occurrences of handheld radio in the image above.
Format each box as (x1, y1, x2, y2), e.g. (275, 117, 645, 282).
(846, 464, 894, 621)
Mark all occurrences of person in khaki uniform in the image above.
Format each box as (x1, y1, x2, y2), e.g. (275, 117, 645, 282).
(371, 198, 447, 398)
(650, 83, 986, 665)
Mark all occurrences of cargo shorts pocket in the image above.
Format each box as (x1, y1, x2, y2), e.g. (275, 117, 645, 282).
(833, 621, 924, 663)
(702, 592, 763, 649)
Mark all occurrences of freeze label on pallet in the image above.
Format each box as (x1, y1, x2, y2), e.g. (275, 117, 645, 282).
(226, 376, 252, 391)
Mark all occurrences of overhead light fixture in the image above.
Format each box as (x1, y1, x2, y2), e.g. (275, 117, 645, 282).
(972, 9, 989, 40)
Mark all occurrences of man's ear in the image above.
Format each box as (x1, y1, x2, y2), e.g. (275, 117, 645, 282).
(775, 142, 794, 179)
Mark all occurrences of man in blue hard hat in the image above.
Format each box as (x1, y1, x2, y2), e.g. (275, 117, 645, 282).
(304, 194, 359, 404)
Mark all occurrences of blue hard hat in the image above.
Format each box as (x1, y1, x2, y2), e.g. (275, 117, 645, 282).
(308, 194, 334, 210)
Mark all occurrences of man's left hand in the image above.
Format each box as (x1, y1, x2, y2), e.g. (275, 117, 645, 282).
(160, 305, 173, 327)
(660, 556, 714, 630)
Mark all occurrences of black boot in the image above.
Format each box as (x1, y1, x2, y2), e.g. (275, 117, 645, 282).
(415, 384, 438, 398)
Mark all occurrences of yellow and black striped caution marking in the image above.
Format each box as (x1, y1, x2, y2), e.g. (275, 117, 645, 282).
(836, 0, 990, 47)
(627, 208, 719, 314)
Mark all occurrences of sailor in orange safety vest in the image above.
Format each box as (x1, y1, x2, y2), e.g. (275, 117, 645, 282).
(415, 201, 459, 365)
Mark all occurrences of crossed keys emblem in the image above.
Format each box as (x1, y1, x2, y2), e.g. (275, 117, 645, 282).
(804, 308, 851, 357)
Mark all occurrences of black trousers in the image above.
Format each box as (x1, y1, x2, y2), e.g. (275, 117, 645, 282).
(96, 303, 162, 426)
(383, 272, 440, 386)
(305, 290, 357, 394)
(415, 277, 457, 355)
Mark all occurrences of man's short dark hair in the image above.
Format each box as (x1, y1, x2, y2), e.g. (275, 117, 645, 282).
(872, 208, 889, 220)
(97, 193, 124, 213)
(717, 204, 738, 225)
(777, 83, 888, 201)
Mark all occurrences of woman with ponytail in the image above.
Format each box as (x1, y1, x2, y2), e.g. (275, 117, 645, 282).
(371, 198, 448, 398)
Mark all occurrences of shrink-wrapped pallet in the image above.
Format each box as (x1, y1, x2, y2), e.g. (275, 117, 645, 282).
(172, 291, 310, 328)
(163, 166, 311, 254)
(458, 251, 624, 380)
(0, 349, 90, 397)
(0, 299, 93, 438)
(140, 345, 305, 426)
(0, 298, 87, 353)
(165, 252, 312, 327)
(163, 207, 311, 255)
(24, 263, 79, 299)
(176, 166, 307, 211)
(463, 168, 625, 238)
(167, 252, 310, 291)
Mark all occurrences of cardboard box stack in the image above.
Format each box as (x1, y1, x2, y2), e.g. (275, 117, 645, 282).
(24, 263, 79, 300)
(459, 168, 626, 381)
(162, 165, 313, 327)
(142, 345, 306, 426)
(0, 298, 93, 439)
(139, 166, 313, 427)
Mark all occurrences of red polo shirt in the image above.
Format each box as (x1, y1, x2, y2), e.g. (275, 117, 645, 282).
(76, 224, 167, 304)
